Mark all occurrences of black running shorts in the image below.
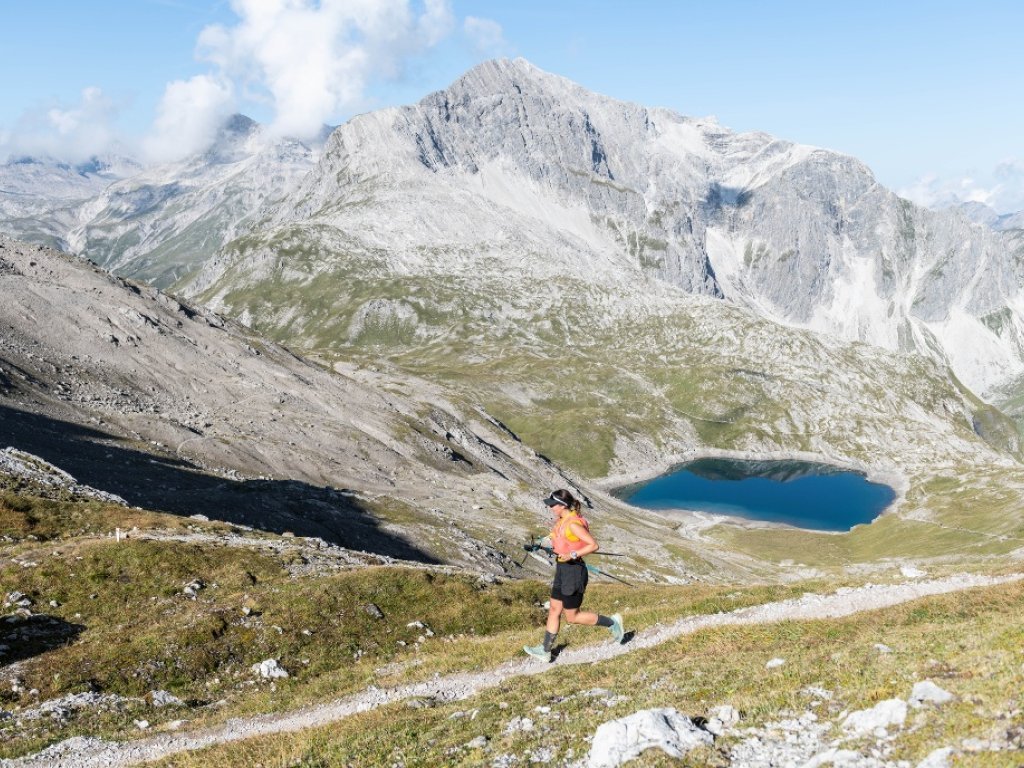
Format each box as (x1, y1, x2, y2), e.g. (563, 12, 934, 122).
(551, 560, 589, 609)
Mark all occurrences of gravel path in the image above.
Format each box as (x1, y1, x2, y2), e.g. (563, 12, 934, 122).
(4, 572, 1018, 768)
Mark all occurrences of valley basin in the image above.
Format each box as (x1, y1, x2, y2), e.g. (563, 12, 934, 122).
(614, 457, 896, 532)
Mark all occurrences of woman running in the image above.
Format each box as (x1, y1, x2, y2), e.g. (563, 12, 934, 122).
(524, 488, 625, 662)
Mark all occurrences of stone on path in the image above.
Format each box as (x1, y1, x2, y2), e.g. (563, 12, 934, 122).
(803, 748, 864, 767)
(586, 708, 712, 768)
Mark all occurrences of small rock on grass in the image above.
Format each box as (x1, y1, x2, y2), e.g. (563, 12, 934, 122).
(765, 657, 785, 669)
(505, 716, 534, 733)
(251, 659, 289, 679)
(148, 690, 183, 708)
(909, 680, 953, 707)
(917, 747, 954, 768)
(841, 699, 906, 735)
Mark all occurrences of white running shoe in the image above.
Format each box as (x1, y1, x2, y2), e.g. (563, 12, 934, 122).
(523, 643, 552, 662)
(609, 613, 625, 644)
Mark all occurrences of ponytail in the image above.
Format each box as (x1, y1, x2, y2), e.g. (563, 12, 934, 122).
(551, 488, 581, 514)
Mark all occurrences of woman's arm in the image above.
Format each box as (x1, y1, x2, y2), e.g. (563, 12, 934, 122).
(565, 522, 599, 559)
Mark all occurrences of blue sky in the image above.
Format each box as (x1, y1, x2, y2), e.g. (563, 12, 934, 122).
(2, 1, 1021, 211)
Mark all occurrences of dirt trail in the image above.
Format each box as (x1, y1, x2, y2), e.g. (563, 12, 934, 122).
(4, 572, 1018, 768)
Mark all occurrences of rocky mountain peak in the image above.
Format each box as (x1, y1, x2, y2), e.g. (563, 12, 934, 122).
(203, 113, 264, 164)
(442, 57, 586, 101)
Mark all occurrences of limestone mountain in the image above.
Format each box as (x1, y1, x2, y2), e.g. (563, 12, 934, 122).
(0, 235, 616, 575)
(957, 201, 1024, 232)
(174, 59, 1024, 408)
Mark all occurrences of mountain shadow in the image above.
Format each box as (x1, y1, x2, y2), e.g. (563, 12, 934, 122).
(0, 614, 85, 667)
(682, 458, 843, 483)
(0, 403, 439, 564)
(702, 182, 753, 214)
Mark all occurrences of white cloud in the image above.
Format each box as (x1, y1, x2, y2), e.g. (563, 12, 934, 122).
(173, 0, 457, 144)
(463, 16, 507, 56)
(5, 2, 473, 165)
(142, 74, 234, 164)
(899, 160, 1024, 215)
(0, 87, 122, 162)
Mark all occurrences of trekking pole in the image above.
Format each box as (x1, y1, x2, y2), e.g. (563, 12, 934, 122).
(531, 543, 636, 587)
(534, 543, 627, 558)
(584, 562, 636, 588)
(519, 539, 553, 568)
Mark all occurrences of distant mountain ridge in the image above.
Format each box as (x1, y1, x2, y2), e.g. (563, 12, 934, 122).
(2, 59, 1024, 409)
(0, 152, 141, 248)
(956, 200, 1024, 232)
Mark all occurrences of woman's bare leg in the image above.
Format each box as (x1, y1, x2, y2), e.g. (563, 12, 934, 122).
(562, 608, 599, 626)
(546, 598, 564, 634)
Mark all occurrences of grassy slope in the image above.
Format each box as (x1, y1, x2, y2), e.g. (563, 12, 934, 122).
(154, 579, 1024, 768)
(0, 492, 824, 760)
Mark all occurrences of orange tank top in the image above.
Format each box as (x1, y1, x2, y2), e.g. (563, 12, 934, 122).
(551, 513, 590, 558)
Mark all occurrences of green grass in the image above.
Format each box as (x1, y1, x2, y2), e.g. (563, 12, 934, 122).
(7, 490, 1024, 766)
(151, 580, 1024, 768)
(1, 490, 862, 760)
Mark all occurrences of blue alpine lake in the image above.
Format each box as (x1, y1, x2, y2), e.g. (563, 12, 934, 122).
(616, 458, 896, 532)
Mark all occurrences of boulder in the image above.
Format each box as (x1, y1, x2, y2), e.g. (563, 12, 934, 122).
(587, 708, 712, 768)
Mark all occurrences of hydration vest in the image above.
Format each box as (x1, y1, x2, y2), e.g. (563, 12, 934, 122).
(551, 513, 590, 558)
